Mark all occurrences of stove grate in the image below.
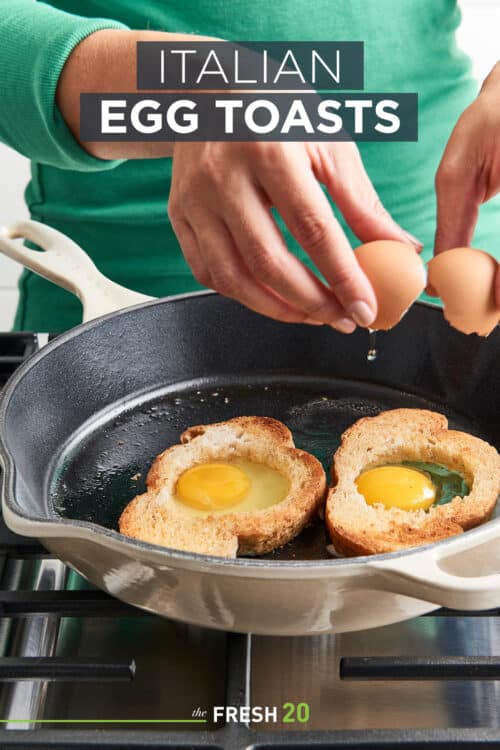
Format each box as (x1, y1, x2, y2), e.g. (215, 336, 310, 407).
(0, 657, 135, 683)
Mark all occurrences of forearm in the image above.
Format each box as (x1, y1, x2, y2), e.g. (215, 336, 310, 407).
(0, 1, 128, 169)
(57, 29, 215, 160)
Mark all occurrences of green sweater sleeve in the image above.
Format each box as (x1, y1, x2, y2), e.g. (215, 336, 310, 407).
(0, 1, 129, 171)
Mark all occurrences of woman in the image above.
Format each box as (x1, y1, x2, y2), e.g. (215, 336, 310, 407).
(1, 0, 499, 332)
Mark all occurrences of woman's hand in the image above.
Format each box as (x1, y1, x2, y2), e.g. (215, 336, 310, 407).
(169, 140, 420, 331)
(57, 30, 420, 329)
(435, 62, 500, 306)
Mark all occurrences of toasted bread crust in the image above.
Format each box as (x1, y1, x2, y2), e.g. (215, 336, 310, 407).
(325, 409, 500, 556)
(119, 416, 327, 558)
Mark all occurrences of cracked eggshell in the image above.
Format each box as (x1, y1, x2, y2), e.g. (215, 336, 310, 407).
(354, 240, 426, 330)
(428, 248, 500, 337)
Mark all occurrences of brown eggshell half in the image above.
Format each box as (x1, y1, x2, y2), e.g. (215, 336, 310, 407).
(428, 248, 499, 336)
(355, 240, 426, 330)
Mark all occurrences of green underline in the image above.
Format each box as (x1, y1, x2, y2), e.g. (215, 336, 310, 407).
(0, 719, 208, 724)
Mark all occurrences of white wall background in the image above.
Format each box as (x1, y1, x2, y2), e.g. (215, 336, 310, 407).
(0, 0, 499, 329)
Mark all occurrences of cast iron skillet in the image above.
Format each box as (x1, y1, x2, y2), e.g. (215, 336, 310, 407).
(0, 220, 499, 636)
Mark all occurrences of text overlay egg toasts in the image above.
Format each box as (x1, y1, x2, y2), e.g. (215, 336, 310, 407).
(326, 409, 500, 556)
(119, 417, 326, 557)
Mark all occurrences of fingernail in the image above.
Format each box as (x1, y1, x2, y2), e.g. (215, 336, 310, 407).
(304, 317, 324, 326)
(332, 317, 357, 334)
(349, 301, 375, 328)
(402, 230, 423, 249)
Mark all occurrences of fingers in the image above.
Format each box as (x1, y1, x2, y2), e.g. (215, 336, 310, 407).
(170, 141, 425, 332)
(170, 211, 322, 325)
(433, 98, 492, 255)
(257, 148, 377, 327)
(496, 265, 500, 309)
(316, 142, 422, 249)
(434, 156, 479, 255)
(219, 177, 356, 331)
(170, 216, 207, 283)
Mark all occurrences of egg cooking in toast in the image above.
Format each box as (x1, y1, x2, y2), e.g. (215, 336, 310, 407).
(119, 416, 327, 558)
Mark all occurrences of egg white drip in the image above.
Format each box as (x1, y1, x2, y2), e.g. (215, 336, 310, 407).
(173, 460, 290, 517)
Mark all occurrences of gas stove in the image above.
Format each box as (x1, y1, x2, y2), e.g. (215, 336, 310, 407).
(0, 332, 500, 748)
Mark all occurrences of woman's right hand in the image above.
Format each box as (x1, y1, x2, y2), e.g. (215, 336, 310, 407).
(434, 61, 500, 307)
(169, 139, 420, 332)
(56, 29, 419, 330)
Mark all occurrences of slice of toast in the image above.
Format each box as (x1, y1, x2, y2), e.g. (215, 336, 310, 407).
(325, 409, 500, 556)
(119, 416, 326, 557)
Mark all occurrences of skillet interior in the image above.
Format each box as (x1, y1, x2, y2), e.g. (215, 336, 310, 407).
(1, 293, 499, 563)
(49, 373, 493, 561)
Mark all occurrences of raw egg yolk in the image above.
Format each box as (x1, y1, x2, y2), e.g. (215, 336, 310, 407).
(176, 462, 250, 511)
(356, 466, 436, 511)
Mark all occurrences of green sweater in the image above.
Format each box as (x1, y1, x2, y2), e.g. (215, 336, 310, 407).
(2, 0, 499, 331)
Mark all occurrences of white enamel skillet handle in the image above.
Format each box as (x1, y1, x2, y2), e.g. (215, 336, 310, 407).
(369, 521, 500, 610)
(0, 220, 154, 322)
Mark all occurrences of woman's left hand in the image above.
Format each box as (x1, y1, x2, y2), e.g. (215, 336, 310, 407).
(434, 62, 500, 306)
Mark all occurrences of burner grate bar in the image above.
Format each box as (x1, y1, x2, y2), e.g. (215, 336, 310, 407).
(2, 559, 67, 728)
(340, 656, 500, 680)
(222, 633, 252, 744)
(0, 657, 135, 682)
(424, 608, 500, 617)
(0, 732, 222, 749)
(224, 633, 251, 707)
(0, 590, 143, 618)
(1, 728, 500, 749)
(253, 741, 500, 749)
(0, 540, 49, 557)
